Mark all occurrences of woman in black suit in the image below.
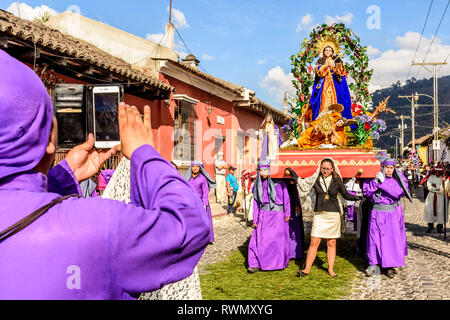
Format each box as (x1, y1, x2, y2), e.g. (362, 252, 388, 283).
(290, 158, 362, 278)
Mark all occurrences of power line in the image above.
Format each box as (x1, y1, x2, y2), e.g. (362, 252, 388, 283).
(415, 0, 450, 79)
(406, 0, 434, 80)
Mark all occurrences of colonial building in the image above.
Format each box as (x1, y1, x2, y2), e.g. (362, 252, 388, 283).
(45, 11, 288, 176)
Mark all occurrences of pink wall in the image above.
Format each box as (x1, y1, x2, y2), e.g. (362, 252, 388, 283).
(161, 74, 235, 177)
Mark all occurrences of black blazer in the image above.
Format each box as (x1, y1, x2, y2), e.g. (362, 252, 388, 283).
(313, 175, 361, 213)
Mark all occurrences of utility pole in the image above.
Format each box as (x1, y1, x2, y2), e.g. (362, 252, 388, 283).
(169, 0, 173, 25)
(395, 115, 410, 160)
(399, 95, 419, 154)
(412, 61, 447, 161)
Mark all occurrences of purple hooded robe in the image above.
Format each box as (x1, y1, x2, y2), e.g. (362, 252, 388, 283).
(0, 49, 210, 300)
(248, 162, 291, 271)
(363, 173, 409, 269)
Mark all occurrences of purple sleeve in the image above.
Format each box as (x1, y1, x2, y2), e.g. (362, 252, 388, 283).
(47, 159, 83, 196)
(253, 198, 260, 225)
(201, 178, 210, 206)
(114, 145, 210, 294)
(363, 179, 381, 198)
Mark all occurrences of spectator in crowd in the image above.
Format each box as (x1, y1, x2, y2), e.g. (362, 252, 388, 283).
(226, 166, 239, 215)
(403, 164, 416, 198)
(214, 152, 227, 204)
(422, 165, 448, 234)
(421, 164, 432, 200)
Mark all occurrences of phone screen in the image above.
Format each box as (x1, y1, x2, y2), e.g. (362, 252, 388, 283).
(93, 92, 120, 142)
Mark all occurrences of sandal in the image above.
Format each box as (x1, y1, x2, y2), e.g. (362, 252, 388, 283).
(296, 270, 309, 278)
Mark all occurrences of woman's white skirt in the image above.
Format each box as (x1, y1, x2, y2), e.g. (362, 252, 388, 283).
(311, 211, 341, 239)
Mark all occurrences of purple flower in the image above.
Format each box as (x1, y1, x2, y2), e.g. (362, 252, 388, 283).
(281, 124, 291, 133)
(371, 131, 380, 140)
(374, 119, 387, 131)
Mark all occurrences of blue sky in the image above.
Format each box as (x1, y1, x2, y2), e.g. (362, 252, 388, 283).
(2, 0, 450, 110)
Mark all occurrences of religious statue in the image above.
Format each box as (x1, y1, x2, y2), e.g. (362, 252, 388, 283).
(310, 34, 352, 122)
(296, 104, 349, 149)
(260, 114, 283, 161)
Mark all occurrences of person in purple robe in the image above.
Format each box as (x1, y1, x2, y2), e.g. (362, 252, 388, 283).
(185, 161, 216, 244)
(287, 178, 304, 260)
(363, 157, 412, 279)
(0, 50, 210, 300)
(247, 160, 291, 273)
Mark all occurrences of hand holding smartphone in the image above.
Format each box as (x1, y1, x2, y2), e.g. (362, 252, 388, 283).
(92, 86, 122, 149)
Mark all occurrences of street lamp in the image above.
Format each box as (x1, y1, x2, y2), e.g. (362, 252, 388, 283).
(390, 135, 401, 160)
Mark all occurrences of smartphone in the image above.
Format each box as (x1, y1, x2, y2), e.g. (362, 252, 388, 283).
(54, 84, 86, 149)
(92, 86, 121, 149)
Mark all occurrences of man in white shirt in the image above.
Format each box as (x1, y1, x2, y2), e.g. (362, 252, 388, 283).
(215, 152, 227, 204)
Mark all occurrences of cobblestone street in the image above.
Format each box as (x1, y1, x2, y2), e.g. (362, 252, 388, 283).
(199, 187, 449, 300)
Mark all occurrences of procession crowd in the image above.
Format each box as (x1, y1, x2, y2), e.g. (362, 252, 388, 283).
(0, 49, 448, 300)
(199, 155, 449, 280)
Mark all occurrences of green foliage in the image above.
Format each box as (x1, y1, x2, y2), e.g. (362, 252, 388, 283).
(290, 24, 374, 115)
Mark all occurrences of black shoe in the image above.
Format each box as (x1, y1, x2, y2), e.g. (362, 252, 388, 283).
(386, 268, 395, 279)
(247, 267, 260, 273)
(437, 225, 444, 234)
(426, 224, 434, 233)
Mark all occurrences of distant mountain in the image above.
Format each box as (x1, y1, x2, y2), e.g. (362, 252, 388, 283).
(371, 75, 450, 153)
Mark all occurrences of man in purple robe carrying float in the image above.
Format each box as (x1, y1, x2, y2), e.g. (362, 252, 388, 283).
(363, 153, 412, 279)
(0, 50, 210, 300)
(247, 160, 291, 273)
(185, 161, 216, 244)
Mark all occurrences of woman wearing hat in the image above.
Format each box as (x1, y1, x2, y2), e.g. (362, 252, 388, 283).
(247, 161, 291, 272)
(363, 157, 412, 278)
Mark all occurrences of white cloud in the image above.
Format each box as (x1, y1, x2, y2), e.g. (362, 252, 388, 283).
(146, 33, 164, 44)
(260, 66, 296, 104)
(369, 31, 450, 91)
(201, 54, 215, 61)
(167, 6, 190, 29)
(324, 12, 353, 26)
(174, 41, 188, 59)
(296, 12, 353, 33)
(366, 45, 381, 58)
(7, 2, 58, 21)
(258, 59, 267, 65)
(296, 14, 314, 32)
